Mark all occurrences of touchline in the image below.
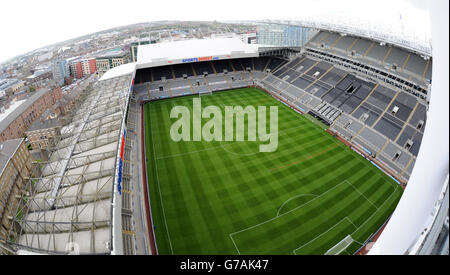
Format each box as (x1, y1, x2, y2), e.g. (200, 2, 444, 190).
(170, 98, 279, 152)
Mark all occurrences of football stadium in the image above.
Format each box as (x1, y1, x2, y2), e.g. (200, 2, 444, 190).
(1, 10, 448, 256)
(132, 36, 426, 255)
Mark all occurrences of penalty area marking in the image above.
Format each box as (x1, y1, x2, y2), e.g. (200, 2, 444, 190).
(229, 180, 400, 255)
(229, 234, 241, 255)
(228, 180, 348, 254)
(276, 194, 319, 217)
(349, 185, 400, 237)
(316, 185, 401, 255)
(345, 180, 379, 210)
(292, 217, 358, 255)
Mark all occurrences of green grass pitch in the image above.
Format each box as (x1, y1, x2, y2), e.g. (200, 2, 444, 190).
(143, 87, 403, 255)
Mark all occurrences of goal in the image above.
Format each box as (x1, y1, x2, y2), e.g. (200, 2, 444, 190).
(325, 235, 354, 255)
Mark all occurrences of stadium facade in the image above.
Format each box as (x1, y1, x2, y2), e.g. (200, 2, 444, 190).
(1, 20, 447, 255)
(256, 23, 317, 47)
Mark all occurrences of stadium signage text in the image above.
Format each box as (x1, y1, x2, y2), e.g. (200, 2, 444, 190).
(117, 128, 126, 195)
(170, 98, 278, 152)
(182, 56, 219, 63)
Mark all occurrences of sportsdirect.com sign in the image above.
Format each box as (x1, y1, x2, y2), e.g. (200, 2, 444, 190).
(182, 56, 219, 63)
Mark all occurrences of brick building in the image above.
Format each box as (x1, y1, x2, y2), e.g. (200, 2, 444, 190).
(0, 87, 63, 142)
(0, 138, 32, 244)
(70, 58, 97, 79)
(81, 58, 97, 76)
(69, 61, 83, 79)
(25, 113, 62, 150)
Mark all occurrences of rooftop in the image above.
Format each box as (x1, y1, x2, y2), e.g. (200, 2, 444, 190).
(26, 69, 52, 79)
(130, 38, 153, 45)
(96, 49, 127, 59)
(136, 37, 259, 69)
(26, 116, 62, 132)
(0, 88, 50, 133)
(0, 99, 26, 123)
(0, 78, 22, 90)
(0, 138, 23, 177)
(100, 62, 136, 81)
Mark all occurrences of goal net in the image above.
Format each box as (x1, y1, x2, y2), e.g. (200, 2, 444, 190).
(325, 235, 354, 255)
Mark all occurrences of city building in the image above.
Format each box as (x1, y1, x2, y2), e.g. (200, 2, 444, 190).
(130, 39, 156, 62)
(0, 79, 25, 98)
(81, 58, 97, 76)
(240, 32, 257, 44)
(25, 112, 62, 149)
(0, 87, 63, 142)
(37, 52, 53, 62)
(0, 138, 32, 245)
(68, 58, 96, 79)
(52, 59, 70, 86)
(69, 60, 83, 79)
(53, 79, 89, 116)
(54, 92, 78, 115)
(96, 50, 129, 75)
(256, 23, 317, 47)
(40, 108, 59, 120)
(25, 69, 53, 84)
(0, 99, 11, 114)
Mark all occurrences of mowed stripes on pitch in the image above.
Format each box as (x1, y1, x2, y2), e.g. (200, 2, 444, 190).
(144, 88, 402, 254)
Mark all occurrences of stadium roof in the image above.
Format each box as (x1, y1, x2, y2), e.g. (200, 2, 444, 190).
(8, 74, 132, 254)
(136, 38, 259, 69)
(261, 17, 432, 57)
(100, 62, 137, 81)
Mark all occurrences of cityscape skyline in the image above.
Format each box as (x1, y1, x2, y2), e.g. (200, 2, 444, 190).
(0, 0, 430, 64)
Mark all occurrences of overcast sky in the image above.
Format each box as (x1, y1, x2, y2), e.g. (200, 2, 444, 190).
(0, 0, 432, 64)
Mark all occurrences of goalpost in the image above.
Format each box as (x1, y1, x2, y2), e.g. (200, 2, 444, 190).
(325, 235, 354, 255)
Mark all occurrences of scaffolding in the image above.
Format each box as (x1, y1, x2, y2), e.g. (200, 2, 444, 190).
(4, 74, 133, 254)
